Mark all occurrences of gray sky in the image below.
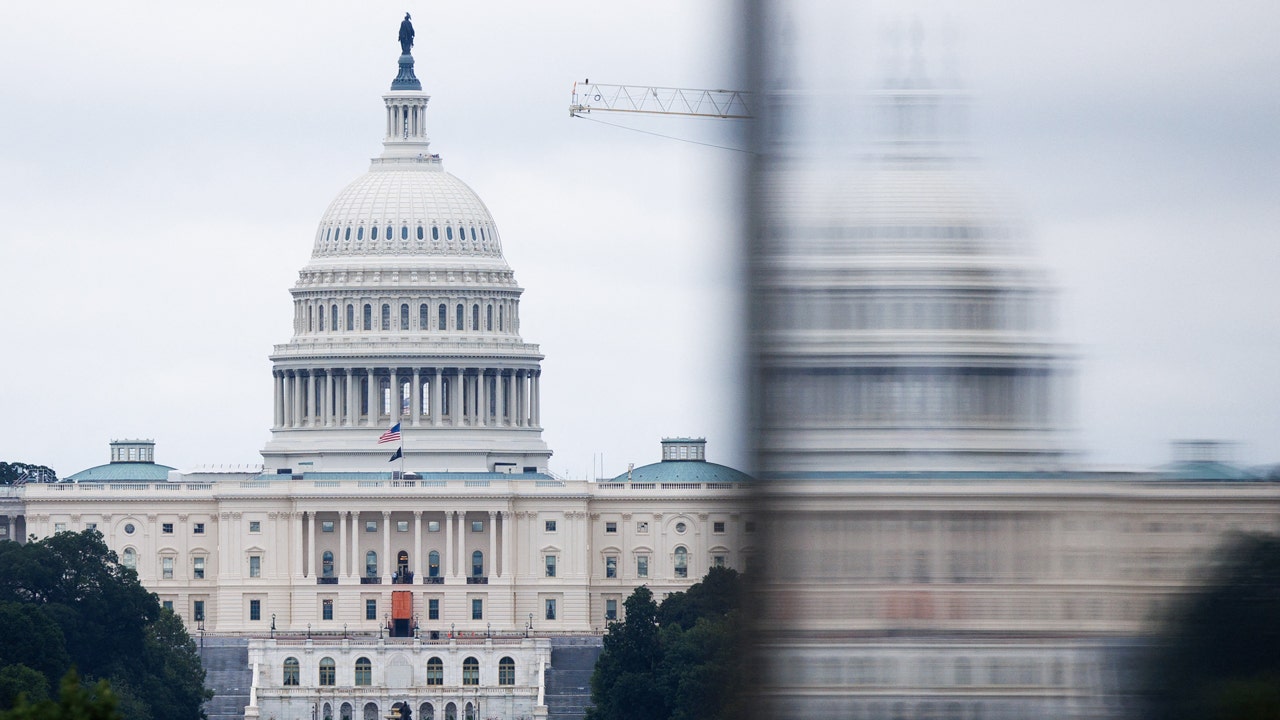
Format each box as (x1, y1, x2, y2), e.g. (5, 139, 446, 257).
(0, 1, 1276, 478)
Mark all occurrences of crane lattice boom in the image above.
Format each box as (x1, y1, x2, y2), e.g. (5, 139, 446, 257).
(570, 81, 751, 119)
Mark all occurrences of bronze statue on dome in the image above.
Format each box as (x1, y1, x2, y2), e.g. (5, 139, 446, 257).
(399, 13, 415, 55)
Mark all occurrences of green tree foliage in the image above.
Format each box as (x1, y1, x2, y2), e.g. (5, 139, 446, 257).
(1141, 532, 1280, 720)
(0, 670, 120, 720)
(587, 568, 749, 720)
(0, 531, 211, 717)
(0, 464, 56, 486)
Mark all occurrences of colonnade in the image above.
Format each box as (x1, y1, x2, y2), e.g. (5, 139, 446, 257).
(272, 367, 540, 430)
(298, 509, 515, 583)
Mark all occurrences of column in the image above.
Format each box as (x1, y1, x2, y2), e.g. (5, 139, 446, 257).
(305, 511, 314, 578)
(324, 372, 333, 427)
(496, 370, 506, 426)
(382, 511, 392, 582)
(531, 371, 540, 427)
(390, 368, 400, 422)
(295, 509, 305, 576)
(458, 510, 468, 577)
(413, 511, 423, 579)
(345, 369, 357, 427)
(515, 371, 526, 427)
(479, 370, 488, 427)
(273, 372, 284, 428)
(488, 511, 497, 579)
(365, 369, 377, 427)
(500, 511, 513, 579)
(306, 371, 317, 426)
(456, 368, 465, 425)
(350, 511, 361, 579)
(445, 511, 455, 577)
(281, 372, 292, 427)
(411, 368, 422, 427)
(339, 511, 349, 578)
(432, 368, 443, 426)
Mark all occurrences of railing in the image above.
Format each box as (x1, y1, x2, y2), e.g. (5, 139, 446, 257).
(466, 576, 489, 585)
(423, 576, 444, 585)
(316, 577, 338, 585)
(464, 480, 490, 487)
(392, 572, 415, 584)
(360, 577, 382, 584)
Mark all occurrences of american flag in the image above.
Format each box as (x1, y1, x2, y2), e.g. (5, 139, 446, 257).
(377, 423, 402, 444)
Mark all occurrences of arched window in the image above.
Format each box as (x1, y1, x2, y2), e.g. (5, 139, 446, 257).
(307, 305, 313, 331)
(481, 227, 487, 242)
(458, 226, 465, 242)
(357, 226, 364, 241)
(371, 226, 378, 240)
(365, 551, 378, 578)
(400, 304, 409, 330)
(438, 304, 447, 330)
(446, 226, 453, 241)
(397, 551, 409, 577)
(499, 657, 515, 686)
(318, 305, 325, 331)
(283, 657, 300, 686)
(344, 227, 351, 241)
(420, 702, 434, 720)
(121, 548, 137, 570)
(445, 702, 457, 720)
(331, 304, 338, 331)
(498, 305, 504, 332)
(354, 657, 372, 686)
(428, 550, 440, 578)
(472, 550, 484, 577)
(455, 304, 464, 330)
(471, 304, 479, 330)
(347, 304, 354, 331)
(322, 550, 334, 578)
(486, 305, 493, 331)
(363, 702, 379, 720)
(319, 657, 336, 686)
(674, 546, 688, 578)
(419, 304, 428, 330)
(462, 657, 479, 685)
(386, 225, 393, 240)
(432, 226, 439, 241)
(381, 304, 391, 331)
(470, 226, 477, 241)
(465, 703, 475, 720)
(325, 227, 331, 242)
(363, 304, 372, 331)
(401, 225, 409, 240)
(417, 226, 424, 240)
(426, 657, 443, 685)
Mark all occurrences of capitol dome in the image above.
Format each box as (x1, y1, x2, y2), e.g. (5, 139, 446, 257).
(311, 164, 506, 261)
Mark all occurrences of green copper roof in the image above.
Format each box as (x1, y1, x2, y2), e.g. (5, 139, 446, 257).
(66, 462, 175, 482)
(611, 460, 751, 484)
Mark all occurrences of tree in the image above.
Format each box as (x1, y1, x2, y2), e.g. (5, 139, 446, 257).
(587, 569, 750, 720)
(1140, 532, 1280, 720)
(0, 670, 120, 720)
(0, 531, 210, 717)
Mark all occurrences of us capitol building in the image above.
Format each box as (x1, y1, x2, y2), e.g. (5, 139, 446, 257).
(6, 19, 1280, 720)
(12, 27, 751, 720)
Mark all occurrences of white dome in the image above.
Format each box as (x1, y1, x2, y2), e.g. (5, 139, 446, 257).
(311, 163, 504, 260)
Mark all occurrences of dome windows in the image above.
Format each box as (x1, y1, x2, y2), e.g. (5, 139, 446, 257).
(381, 304, 391, 331)
(346, 304, 355, 332)
(371, 226, 378, 240)
(363, 304, 372, 331)
(432, 226, 440, 241)
(417, 225, 424, 240)
(401, 225, 409, 240)
(357, 226, 364, 241)
(386, 225, 393, 240)
(331, 304, 338, 331)
(438, 304, 447, 330)
(419, 304, 428, 330)
(471, 304, 479, 331)
(400, 304, 409, 331)
(455, 304, 464, 330)
(470, 227, 477, 241)
(446, 226, 453, 241)
(344, 227, 351, 241)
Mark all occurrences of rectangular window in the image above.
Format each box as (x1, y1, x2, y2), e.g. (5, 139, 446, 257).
(54, 522, 66, 533)
(162, 523, 174, 534)
(605, 598, 617, 621)
(193, 600, 205, 622)
(193, 523, 205, 535)
(605, 556, 617, 578)
(397, 521, 409, 532)
(86, 523, 97, 531)
(366, 520, 377, 533)
(713, 521, 726, 533)
(193, 557, 205, 579)
(605, 522, 617, 534)
(249, 599, 261, 621)
(365, 599, 377, 620)
(249, 555, 261, 578)
(637, 555, 649, 578)
(428, 598, 439, 620)
(322, 599, 333, 620)
(162, 557, 174, 579)
(471, 598, 483, 620)
(471, 520, 484, 532)
(162, 600, 174, 612)
(321, 521, 334, 533)
(249, 521, 261, 533)
(545, 555, 557, 577)
(545, 599, 557, 621)
(637, 521, 649, 533)
(713, 554, 727, 568)
(545, 520, 557, 532)
(427, 521, 440, 532)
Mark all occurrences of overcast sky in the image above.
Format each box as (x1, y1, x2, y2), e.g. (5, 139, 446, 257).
(0, 1, 1276, 478)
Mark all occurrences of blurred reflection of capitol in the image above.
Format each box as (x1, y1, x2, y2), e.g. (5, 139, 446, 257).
(751, 63, 1280, 719)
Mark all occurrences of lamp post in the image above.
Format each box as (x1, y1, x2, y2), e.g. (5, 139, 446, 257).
(381, 612, 387, 639)
(270, 613, 276, 639)
(198, 618, 205, 649)
(307, 622, 311, 639)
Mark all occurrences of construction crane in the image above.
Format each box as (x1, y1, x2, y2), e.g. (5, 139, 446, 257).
(570, 81, 751, 119)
